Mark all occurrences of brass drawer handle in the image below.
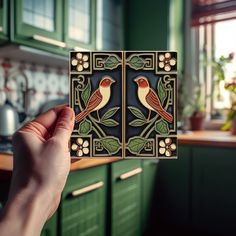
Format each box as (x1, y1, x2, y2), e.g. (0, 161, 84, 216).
(33, 34, 66, 48)
(71, 181, 104, 197)
(119, 167, 143, 180)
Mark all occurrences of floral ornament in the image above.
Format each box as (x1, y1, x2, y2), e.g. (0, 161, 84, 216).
(158, 52, 176, 72)
(159, 138, 176, 157)
(71, 53, 89, 72)
(71, 138, 89, 157)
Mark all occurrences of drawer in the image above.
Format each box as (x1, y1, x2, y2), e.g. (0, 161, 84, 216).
(60, 165, 107, 236)
(111, 160, 142, 236)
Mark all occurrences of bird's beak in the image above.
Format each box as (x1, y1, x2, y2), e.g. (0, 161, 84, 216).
(110, 78, 115, 84)
(134, 78, 139, 83)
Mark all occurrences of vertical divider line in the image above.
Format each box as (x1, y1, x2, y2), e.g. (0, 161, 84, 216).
(122, 51, 126, 159)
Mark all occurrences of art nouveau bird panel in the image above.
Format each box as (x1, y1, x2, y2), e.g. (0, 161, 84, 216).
(70, 51, 177, 159)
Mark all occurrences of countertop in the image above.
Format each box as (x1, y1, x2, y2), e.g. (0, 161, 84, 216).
(178, 131, 236, 148)
(1, 131, 236, 173)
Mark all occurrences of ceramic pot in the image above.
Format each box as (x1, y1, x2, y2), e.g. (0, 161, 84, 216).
(190, 112, 205, 130)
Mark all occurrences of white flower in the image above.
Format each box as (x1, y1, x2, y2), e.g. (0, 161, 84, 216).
(158, 52, 176, 72)
(71, 138, 89, 157)
(159, 138, 176, 157)
(71, 53, 89, 72)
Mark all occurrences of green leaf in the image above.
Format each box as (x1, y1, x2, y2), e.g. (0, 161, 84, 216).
(127, 137, 147, 155)
(101, 107, 120, 120)
(129, 119, 146, 127)
(128, 106, 146, 120)
(155, 119, 169, 135)
(78, 119, 92, 135)
(104, 56, 120, 69)
(100, 119, 119, 127)
(100, 136, 121, 155)
(128, 56, 146, 69)
(81, 80, 91, 106)
(157, 79, 167, 105)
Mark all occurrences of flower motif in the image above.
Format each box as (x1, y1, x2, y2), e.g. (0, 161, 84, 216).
(158, 52, 176, 72)
(71, 138, 89, 157)
(159, 138, 176, 157)
(71, 53, 89, 72)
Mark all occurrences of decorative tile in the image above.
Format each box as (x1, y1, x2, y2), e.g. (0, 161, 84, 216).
(70, 51, 177, 159)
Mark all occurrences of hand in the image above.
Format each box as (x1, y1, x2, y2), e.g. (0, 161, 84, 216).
(0, 105, 75, 236)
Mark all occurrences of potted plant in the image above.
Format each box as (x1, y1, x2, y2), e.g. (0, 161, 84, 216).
(182, 83, 206, 131)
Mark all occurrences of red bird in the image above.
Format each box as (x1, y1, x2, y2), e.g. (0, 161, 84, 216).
(75, 76, 115, 123)
(134, 76, 173, 123)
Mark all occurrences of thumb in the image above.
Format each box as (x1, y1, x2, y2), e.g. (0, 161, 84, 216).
(52, 107, 75, 145)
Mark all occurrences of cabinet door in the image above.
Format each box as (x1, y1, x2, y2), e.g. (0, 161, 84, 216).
(60, 165, 107, 236)
(14, 0, 65, 51)
(0, 0, 8, 41)
(41, 213, 57, 236)
(155, 145, 191, 226)
(64, 0, 96, 50)
(111, 160, 142, 236)
(192, 147, 236, 235)
(141, 160, 158, 232)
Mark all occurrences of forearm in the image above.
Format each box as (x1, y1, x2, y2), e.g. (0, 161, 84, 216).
(0, 186, 51, 236)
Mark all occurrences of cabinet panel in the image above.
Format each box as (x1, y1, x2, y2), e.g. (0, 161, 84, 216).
(64, 0, 96, 50)
(60, 165, 107, 236)
(0, 0, 8, 41)
(14, 0, 65, 52)
(111, 160, 142, 236)
(141, 160, 158, 232)
(192, 147, 236, 235)
(155, 145, 191, 226)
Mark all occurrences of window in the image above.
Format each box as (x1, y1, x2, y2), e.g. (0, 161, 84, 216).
(192, 0, 236, 119)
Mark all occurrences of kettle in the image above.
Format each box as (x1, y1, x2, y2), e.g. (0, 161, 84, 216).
(0, 102, 19, 138)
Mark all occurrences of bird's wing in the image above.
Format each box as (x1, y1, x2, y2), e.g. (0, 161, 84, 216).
(146, 88, 162, 110)
(146, 88, 173, 123)
(85, 89, 103, 112)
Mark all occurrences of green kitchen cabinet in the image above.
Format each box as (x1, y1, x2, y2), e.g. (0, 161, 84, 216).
(155, 145, 191, 226)
(41, 213, 57, 236)
(192, 146, 236, 235)
(64, 0, 96, 50)
(110, 160, 142, 236)
(59, 165, 107, 236)
(141, 160, 159, 233)
(0, 0, 8, 41)
(13, 0, 65, 53)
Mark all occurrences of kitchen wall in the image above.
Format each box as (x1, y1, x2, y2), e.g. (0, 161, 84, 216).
(0, 59, 68, 117)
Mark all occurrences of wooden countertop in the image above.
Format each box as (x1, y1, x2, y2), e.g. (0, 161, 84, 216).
(178, 131, 236, 148)
(0, 153, 119, 174)
(1, 131, 236, 173)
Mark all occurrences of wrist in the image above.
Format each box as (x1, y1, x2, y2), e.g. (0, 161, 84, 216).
(0, 185, 52, 236)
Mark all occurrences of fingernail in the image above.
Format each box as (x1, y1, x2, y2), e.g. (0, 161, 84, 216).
(61, 108, 74, 121)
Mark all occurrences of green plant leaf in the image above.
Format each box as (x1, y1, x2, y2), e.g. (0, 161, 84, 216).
(100, 136, 120, 155)
(157, 79, 167, 105)
(78, 119, 92, 135)
(129, 119, 146, 127)
(128, 56, 146, 69)
(128, 106, 146, 120)
(81, 80, 91, 106)
(127, 137, 147, 154)
(155, 119, 169, 135)
(101, 107, 120, 120)
(100, 119, 119, 127)
(104, 56, 120, 69)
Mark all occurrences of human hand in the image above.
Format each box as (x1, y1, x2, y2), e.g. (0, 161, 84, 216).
(0, 105, 75, 236)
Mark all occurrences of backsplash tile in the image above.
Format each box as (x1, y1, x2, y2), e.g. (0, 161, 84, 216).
(0, 59, 68, 117)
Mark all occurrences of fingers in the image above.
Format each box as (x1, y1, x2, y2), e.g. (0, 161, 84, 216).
(18, 105, 69, 140)
(52, 107, 75, 146)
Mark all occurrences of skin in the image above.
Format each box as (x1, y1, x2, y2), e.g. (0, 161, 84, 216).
(0, 105, 75, 236)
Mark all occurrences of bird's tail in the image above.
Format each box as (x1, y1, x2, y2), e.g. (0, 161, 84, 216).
(159, 109, 173, 123)
(75, 110, 90, 123)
